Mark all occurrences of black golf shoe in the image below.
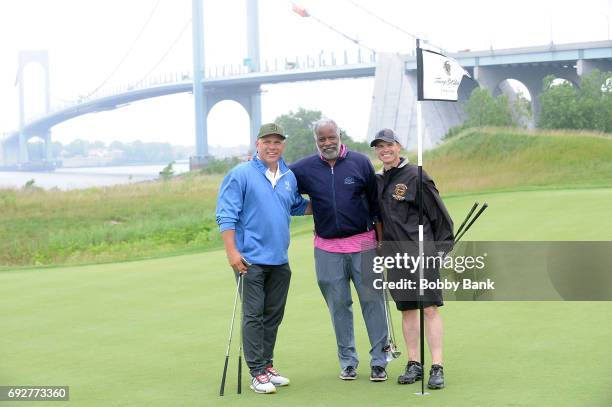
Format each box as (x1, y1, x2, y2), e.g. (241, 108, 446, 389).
(397, 361, 423, 384)
(370, 366, 387, 382)
(339, 366, 357, 380)
(427, 364, 445, 389)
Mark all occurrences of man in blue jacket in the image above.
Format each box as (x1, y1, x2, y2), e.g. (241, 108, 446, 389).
(290, 118, 389, 382)
(216, 123, 311, 394)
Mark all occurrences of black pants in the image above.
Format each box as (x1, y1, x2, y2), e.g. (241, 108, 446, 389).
(238, 263, 291, 376)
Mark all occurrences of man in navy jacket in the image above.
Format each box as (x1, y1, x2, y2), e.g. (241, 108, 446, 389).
(216, 123, 310, 394)
(290, 118, 389, 382)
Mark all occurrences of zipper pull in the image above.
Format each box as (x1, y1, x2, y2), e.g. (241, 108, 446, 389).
(331, 167, 334, 175)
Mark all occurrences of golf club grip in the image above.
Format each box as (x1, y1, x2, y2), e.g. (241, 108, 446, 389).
(219, 356, 229, 396)
(456, 202, 479, 237)
(456, 203, 488, 242)
(237, 355, 242, 394)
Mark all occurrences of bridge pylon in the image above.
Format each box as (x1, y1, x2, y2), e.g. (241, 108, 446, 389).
(16, 50, 52, 164)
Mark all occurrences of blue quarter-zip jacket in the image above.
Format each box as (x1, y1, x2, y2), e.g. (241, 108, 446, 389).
(216, 156, 308, 266)
(290, 148, 380, 239)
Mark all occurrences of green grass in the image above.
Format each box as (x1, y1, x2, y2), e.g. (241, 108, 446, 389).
(407, 127, 612, 194)
(1, 236, 611, 407)
(443, 188, 612, 240)
(1, 127, 610, 268)
(0, 173, 224, 267)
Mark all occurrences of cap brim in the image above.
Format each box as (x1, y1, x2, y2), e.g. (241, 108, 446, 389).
(259, 133, 286, 139)
(370, 137, 395, 147)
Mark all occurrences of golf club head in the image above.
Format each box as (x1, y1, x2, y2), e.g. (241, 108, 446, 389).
(383, 343, 402, 361)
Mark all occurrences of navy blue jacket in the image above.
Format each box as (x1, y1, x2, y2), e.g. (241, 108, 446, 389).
(290, 148, 380, 239)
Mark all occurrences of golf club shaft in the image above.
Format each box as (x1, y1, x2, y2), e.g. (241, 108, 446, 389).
(383, 270, 398, 344)
(238, 274, 244, 394)
(219, 274, 242, 396)
(455, 203, 488, 243)
(456, 202, 478, 237)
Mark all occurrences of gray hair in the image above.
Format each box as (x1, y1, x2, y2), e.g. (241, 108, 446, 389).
(312, 118, 340, 139)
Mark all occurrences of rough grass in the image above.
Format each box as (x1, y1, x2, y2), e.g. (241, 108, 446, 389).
(2, 128, 610, 268)
(417, 127, 612, 194)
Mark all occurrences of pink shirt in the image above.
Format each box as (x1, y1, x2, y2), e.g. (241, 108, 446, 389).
(314, 229, 377, 254)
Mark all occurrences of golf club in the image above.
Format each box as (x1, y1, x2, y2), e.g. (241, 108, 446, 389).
(237, 273, 244, 394)
(381, 268, 401, 361)
(455, 202, 479, 237)
(219, 273, 242, 397)
(455, 202, 488, 243)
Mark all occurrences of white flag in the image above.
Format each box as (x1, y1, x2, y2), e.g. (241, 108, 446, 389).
(417, 47, 471, 101)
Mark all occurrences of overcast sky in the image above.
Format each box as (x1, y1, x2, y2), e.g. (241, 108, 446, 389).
(1, 0, 611, 149)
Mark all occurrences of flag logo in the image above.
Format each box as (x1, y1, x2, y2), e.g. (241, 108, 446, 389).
(444, 61, 451, 76)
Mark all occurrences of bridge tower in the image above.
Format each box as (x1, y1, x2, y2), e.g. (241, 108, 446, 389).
(16, 50, 52, 164)
(246, 0, 262, 149)
(191, 0, 262, 168)
(191, 0, 208, 165)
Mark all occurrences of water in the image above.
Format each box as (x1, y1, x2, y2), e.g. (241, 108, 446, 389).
(0, 162, 190, 190)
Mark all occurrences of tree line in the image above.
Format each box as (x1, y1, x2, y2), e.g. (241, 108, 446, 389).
(27, 139, 192, 164)
(455, 69, 612, 137)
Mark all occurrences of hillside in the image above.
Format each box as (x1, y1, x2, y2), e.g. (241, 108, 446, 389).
(416, 127, 612, 194)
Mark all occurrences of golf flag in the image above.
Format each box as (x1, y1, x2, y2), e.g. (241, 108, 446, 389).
(413, 38, 472, 396)
(417, 47, 471, 101)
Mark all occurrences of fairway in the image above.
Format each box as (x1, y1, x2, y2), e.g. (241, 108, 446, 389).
(1, 188, 611, 406)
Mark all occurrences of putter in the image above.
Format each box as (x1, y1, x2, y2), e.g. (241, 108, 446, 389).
(219, 273, 242, 396)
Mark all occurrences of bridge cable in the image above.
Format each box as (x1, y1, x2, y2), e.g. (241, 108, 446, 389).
(344, 0, 448, 52)
(83, 0, 161, 99)
(289, 1, 377, 53)
(344, 0, 418, 40)
(131, 17, 192, 88)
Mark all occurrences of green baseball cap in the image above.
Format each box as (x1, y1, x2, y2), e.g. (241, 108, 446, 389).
(258, 123, 286, 139)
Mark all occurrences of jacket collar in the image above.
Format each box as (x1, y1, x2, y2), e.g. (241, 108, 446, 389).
(252, 155, 289, 175)
(377, 157, 409, 175)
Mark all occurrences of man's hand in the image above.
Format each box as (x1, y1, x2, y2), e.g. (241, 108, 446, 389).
(227, 248, 248, 274)
(221, 229, 248, 274)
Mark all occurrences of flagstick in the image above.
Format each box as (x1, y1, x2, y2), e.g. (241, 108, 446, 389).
(416, 98, 428, 397)
(415, 38, 428, 395)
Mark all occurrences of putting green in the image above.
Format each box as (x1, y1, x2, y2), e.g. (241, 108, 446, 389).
(1, 188, 611, 406)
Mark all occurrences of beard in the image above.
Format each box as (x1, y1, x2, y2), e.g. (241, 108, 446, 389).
(319, 145, 339, 160)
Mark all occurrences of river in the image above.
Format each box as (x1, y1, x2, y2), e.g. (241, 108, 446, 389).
(0, 162, 190, 190)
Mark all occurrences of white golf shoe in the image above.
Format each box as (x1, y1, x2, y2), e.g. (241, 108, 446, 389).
(250, 373, 277, 394)
(265, 366, 290, 387)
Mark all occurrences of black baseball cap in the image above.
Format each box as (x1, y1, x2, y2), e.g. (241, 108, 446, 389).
(370, 128, 401, 147)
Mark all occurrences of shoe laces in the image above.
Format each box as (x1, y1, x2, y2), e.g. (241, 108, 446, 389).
(265, 366, 279, 376)
(254, 374, 270, 384)
(430, 364, 443, 376)
(406, 361, 422, 374)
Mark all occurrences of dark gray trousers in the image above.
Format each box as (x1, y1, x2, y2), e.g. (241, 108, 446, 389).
(238, 263, 291, 376)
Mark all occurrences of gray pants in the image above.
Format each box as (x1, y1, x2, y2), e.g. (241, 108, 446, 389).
(314, 248, 388, 369)
(239, 263, 291, 376)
